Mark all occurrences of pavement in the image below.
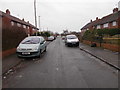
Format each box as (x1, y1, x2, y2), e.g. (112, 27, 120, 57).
(79, 43, 119, 70)
(2, 40, 119, 75)
(2, 54, 22, 74)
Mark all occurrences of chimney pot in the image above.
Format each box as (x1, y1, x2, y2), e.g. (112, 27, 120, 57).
(96, 17, 98, 20)
(22, 18, 24, 21)
(6, 9, 10, 15)
(113, 8, 118, 13)
(90, 19, 92, 22)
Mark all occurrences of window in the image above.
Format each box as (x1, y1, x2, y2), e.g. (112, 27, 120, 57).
(23, 25, 26, 28)
(112, 21, 117, 26)
(67, 35, 77, 39)
(33, 28, 35, 31)
(11, 21, 14, 26)
(103, 23, 108, 28)
(17, 23, 21, 27)
(21, 37, 40, 44)
(97, 25, 101, 29)
(27, 26, 30, 29)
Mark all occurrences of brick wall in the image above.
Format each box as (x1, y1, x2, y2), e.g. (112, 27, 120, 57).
(2, 48, 16, 58)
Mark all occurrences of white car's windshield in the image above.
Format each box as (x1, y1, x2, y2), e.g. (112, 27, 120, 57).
(67, 35, 77, 39)
(21, 37, 40, 44)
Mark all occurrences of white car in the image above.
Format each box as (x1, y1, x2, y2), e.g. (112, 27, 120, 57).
(62, 36, 66, 40)
(16, 36, 47, 58)
(65, 34, 79, 47)
(47, 36, 55, 41)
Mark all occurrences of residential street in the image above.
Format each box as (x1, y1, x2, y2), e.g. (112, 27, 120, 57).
(2, 37, 118, 88)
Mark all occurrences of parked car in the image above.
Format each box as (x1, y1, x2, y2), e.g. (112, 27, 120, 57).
(16, 36, 47, 58)
(62, 36, 66, 40)
(65, 34, 79, 47)
(47, 36, 55, 41)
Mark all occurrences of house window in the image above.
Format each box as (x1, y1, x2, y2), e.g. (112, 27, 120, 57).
(17, 23, 21, 27)
(97, 25, 101, 29)
(103, 23, 108, 28)
(23, 25, 26, 28)
(112, 21, 117, 26)
(27, 26, 30, 29)
(11, 21, 14, 26)
(32, 28, 35, 31)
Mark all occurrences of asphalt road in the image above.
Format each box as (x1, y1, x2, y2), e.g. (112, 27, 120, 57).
(2, 37, 118, 88)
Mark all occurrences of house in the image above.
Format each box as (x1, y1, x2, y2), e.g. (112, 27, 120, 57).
(81, 8, 120, 36)
(1, 9, 39, 57)
(1, 9, 39, 35)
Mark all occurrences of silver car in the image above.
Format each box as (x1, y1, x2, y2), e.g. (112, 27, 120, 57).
(16, 36, 47, 58)
(65, 35, 79, 47)
(47, 36, 55, 41)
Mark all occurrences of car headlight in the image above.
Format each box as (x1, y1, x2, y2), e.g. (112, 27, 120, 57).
(33, 47, 39, 51)
(17, 46, 21, 50)
(67, 40, 71, 43)
(76, 40, 79, 42)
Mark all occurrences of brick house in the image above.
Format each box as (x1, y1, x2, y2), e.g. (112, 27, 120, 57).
(1, 9, 39, 57)
(81, 8, 120, 36)
(1, 9, 39, 35)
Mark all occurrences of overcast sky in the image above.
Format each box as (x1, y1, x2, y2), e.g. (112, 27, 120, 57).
(0, 0, 119, 33)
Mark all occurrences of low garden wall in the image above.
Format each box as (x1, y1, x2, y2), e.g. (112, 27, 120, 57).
(2, 48, 16, 58)
(2, 26, 27, 58)
(83, 40, 120, 52)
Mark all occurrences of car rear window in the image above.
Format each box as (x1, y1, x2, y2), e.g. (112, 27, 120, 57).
(21, 37, 40, 44)
(67, 35, 77, 39)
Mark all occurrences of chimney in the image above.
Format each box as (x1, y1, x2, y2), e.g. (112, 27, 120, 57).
(96, 17, 98, 20)
(90, 19, 92, 22)
(22, 18, 24, 21)
(113, 8, 118, 13)
(6, 9, 10, 15)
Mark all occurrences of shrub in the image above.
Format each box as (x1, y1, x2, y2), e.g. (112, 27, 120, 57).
(82, 28, 120, 45)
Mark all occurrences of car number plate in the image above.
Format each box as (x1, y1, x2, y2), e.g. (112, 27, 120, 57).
(22, 52, 30, 54)
(72, 42, 76, 44)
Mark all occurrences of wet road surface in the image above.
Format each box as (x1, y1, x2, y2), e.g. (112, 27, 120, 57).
(2, 37, 118, 88)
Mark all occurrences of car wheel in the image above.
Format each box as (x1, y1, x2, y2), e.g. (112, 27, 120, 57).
(65, 43, 67, 46)
(17, 55, 21, 58)
(37, 50, 41, 58)
(76, 43, 79, 47)
(67, 44, 70, 47)
(44, 46, 47, 52)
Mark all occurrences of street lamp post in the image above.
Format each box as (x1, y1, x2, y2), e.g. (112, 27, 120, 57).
(34, 0, 37, 36)
(39, 16, 41, 33)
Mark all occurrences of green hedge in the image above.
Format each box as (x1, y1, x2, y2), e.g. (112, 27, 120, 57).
(96, 28, 120, 36)
(82, 28, 120, 44)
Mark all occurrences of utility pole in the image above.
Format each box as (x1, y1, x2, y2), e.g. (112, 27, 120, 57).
(39, 16, 41, 32)
(47, 27, 48, 31)
(34, 0, 37, 36)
